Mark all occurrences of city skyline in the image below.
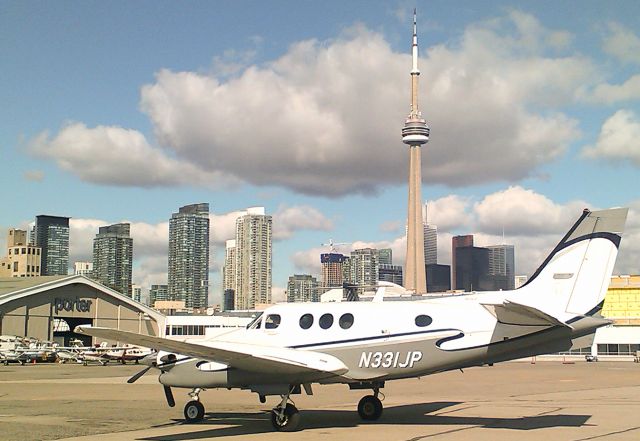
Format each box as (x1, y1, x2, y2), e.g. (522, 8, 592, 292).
(2, 2, 640, 305)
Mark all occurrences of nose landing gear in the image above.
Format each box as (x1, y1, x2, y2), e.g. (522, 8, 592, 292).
(184, 400, 205, 422)
(183, 388, 205, 423)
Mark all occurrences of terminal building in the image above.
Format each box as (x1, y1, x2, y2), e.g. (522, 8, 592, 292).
(591, 275, 640, 357)
(0, 275, 163, 346)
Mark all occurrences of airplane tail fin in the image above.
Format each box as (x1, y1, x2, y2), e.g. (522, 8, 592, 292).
(512, 207, 628, 321)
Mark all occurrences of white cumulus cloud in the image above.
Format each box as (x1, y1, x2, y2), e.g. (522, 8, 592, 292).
(273, 205, 334, 240)
(426, 195, 472, 232)
(29, 123, 238, 189)
(602, 22, 640, 65)
(474, 186, 587, 236)
(582, 110, 640, 165)
(588, 75, 640, 104)
(29, 12, 592, 196)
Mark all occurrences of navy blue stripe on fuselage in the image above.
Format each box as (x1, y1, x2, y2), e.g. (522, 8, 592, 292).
(436, 325, 567, 352)
(288, 328, 461, 349)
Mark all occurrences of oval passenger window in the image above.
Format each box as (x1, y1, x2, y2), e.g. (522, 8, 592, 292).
(415, 314, 432, 327)
(299, 313, 314, 329)
(339, 313, 354, 329)
(319, 313, 334, 329)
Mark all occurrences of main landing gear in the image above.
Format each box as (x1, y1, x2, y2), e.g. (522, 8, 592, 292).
(357, 387, 384, 421)
(271, 387, 300, 431)
(183, 388, 205, 423)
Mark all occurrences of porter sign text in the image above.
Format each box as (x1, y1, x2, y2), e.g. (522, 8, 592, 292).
(54, 297, 93, 314)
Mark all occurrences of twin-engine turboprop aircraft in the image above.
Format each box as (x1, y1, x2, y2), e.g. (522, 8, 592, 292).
(76, 207, 628, 431)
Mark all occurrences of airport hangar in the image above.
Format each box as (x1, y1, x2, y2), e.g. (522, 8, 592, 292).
(0, 275, 164, 346)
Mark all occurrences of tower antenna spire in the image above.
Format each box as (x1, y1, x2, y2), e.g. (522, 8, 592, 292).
(410, 8, 420, 116)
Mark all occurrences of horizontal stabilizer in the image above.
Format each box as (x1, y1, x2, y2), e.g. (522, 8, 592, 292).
(482, 301, 571, 328)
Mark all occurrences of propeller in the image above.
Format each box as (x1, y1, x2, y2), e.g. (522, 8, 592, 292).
(126, 352, 160, 384)
(125, 352, 187, 408)
(126, 353, 179, 384)
(164, 385, 176, 407)
(127, 366, 152, 384)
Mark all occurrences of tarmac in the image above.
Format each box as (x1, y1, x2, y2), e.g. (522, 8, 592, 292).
(1, 360, 639, 441)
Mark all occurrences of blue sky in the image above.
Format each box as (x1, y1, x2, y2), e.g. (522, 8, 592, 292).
(2, 1, 639, 304)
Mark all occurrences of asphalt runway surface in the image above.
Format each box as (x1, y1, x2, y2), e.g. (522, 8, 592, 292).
(1, 360, 639, 440)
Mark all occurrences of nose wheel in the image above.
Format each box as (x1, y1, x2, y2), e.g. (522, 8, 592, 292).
(184, 400, 205, 422)
(183, 388, 205, 423)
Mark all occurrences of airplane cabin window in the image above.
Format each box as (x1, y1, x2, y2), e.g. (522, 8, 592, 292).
(265, 314, 281, 329)
(299, 313, 314, 329)
(415, 314, 433, 327)
(339, 313, 354, 329)
(319, 313, 334, 329)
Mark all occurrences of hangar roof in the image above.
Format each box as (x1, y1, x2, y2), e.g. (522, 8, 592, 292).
(0, 275, 165, 326)
(0, 276, 67, 296)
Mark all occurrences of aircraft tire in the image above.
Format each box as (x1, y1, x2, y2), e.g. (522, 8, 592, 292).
(271, 403, 300, 432)
(184, 400, 205, 422)
(357, 395, 383, 421)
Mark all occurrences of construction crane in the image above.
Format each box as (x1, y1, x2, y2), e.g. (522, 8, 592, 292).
(321, 239, 350, 253)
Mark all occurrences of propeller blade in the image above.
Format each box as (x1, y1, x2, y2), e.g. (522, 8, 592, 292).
(164, 385, 176, 407)
(127, 366, 152, 384)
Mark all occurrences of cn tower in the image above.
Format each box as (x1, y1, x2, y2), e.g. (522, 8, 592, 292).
(402, 9, 429, 294)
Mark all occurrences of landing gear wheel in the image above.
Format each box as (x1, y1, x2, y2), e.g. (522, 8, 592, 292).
(271, 403, 300, 431)
(184, 400, 205, 422)
(358, 395, 383, 421)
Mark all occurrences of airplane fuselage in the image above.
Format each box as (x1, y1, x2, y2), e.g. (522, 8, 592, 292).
(158, 289, 595, 389)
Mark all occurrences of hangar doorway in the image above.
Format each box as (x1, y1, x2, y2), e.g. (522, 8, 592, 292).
(53, 317, 93, 346)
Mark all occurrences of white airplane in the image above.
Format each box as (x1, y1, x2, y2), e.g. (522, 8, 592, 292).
(76, 207, 627, 431)
(105, 346, 154, 364)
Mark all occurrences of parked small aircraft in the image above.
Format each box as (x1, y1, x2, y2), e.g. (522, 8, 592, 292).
(77, 208, 627, 431)
(105, 346, 154, 364)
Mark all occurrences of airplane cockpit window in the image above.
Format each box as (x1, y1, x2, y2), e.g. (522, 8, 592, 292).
(415, 314, 433, 327)
(339, 313, 354, 329)
(319, 313, 334, 329)
(247, 312, 264, 329)
(299, 313, 314, 329)
(265, 314, 281, 329)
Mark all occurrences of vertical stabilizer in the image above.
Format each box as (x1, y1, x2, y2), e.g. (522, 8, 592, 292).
(513, 208, 628, 321)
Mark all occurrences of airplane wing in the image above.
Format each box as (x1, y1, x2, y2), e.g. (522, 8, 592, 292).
(481, 300, 572, 328)
(75, 326, 348, 377)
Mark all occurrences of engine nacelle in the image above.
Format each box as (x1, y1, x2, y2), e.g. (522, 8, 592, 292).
(159, 359, 230, 388)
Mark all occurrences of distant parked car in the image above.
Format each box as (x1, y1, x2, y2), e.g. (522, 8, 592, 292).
(585, 355, 598, 362)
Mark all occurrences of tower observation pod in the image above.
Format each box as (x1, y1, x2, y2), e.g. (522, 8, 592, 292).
(402, 9, 429, 294)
